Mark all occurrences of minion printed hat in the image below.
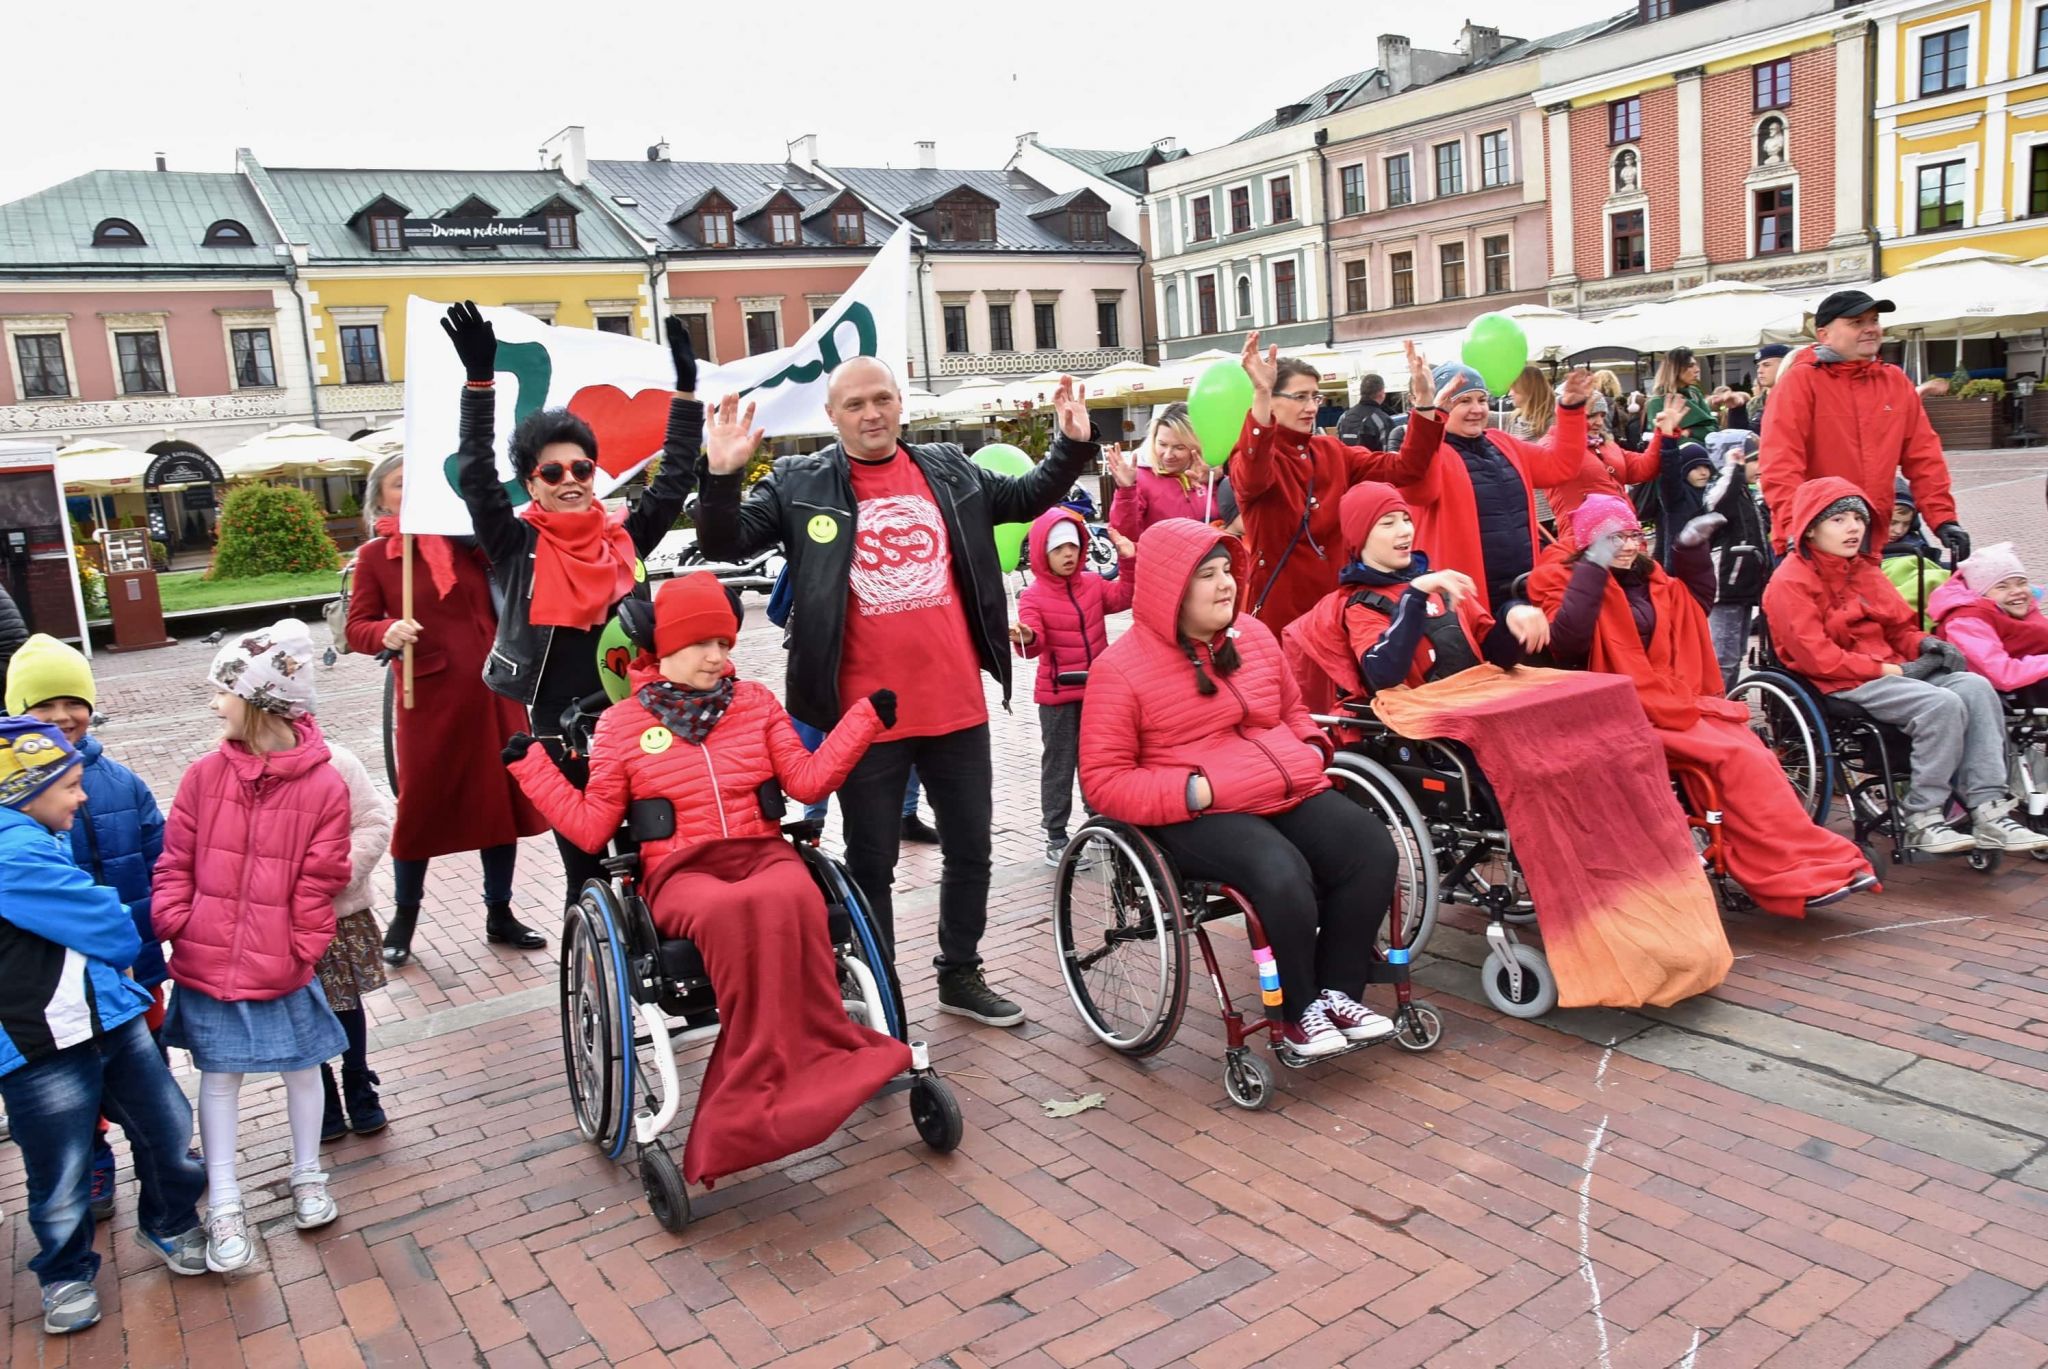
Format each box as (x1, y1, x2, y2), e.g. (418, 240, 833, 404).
(0, 716, 81, 810)
(4, 634, 96, 716)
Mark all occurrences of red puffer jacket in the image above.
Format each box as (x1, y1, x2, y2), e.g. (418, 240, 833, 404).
(153, 716, 352, 1002)
(1761, 476, 1926, 693)
(1016, 507, 1136, 706)
(510, 661, 885, 866)
(1079, 518, 1330, 827)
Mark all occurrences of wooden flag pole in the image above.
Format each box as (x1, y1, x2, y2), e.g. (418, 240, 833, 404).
(400, 533, 416, 710)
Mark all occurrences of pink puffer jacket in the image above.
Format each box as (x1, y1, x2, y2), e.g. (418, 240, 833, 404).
(1108, 465, 1228, 540)
(1079, 518, 1330, 827)
(1017, 507, 1136, 706)
(154, 716, 352, 1001)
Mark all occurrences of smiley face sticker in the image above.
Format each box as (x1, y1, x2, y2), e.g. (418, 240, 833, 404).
(807, 513, 839, 545)
(639, 726, 674, 755)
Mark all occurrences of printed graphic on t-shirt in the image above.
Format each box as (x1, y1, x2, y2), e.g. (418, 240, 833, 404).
(851, 494, 953, 615)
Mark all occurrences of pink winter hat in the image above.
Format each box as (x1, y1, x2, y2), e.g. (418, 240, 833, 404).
(1571, 493, 1640, 548)
(1957, 542, 2027, 595)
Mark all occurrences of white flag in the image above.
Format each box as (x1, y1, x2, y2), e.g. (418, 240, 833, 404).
(399, 223, 911, 536)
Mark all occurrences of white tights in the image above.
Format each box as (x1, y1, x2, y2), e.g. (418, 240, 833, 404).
(197, 1069, 325, 1207)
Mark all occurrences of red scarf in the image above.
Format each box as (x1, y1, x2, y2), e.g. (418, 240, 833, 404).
(371, 518, 459, 598)
(1947, 598, 2048, 655)
(518, 503, 639, 629)
(1528, 560, 1728, 732)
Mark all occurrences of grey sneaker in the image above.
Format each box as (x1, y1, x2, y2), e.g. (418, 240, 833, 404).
(205, 1202, 254, 1273)
(291, 1171, 339, 1231)
(135, 1224, 208, 1276)
(41, 1280, 100, 1334)
(1972, 803, 2048, 851)
(936, 966, 1025, 1027)
(1905, 811, 1975, 855)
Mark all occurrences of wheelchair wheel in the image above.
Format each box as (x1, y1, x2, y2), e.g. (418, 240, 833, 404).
(1325, 754, 1440, 957)
(1480, 942, 1558, 1019)
(380, 668, 398, 792)
(560, 891, 632, 1158)
(1223, 1049, 1275, 1111)
(639, 1144, 690, 1233)
(1729, 673, 1832, 822)
(1968, 849, 2002, 874)
(1054, 824, 1188, 1057)
(1393, 1001, 1444, 1053)
(909, 1075, 964, 1152)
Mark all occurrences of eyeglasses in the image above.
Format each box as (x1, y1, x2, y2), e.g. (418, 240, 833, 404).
(1275, 390, 1321, 405)
(535, 458, 596, 485)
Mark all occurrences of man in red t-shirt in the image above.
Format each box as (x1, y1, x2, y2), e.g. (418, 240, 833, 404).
(696, 358, 1096, 1026)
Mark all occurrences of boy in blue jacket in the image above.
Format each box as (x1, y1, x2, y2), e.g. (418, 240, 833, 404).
(6, 635, 167, 1220)
(0, 718, 210, 1335)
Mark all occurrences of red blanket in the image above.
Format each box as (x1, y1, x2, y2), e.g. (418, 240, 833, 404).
(1371, 667, 1731, 1008)
(644, 838, 910, 1185)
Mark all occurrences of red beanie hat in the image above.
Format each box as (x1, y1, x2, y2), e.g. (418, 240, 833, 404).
(653, 571, 738, 657)
(1339, 482, 1414, 559)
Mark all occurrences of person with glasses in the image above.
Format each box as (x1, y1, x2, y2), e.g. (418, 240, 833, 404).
(1529, 493, 1875, 915)
(442, 300, 703, 920)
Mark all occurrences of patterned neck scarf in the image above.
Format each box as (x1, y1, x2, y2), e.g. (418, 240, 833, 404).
(636, 676, 735, 746)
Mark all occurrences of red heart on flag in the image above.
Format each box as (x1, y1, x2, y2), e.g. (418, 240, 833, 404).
(565, 385, 675, 478)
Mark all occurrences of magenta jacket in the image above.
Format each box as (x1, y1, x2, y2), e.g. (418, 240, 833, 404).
(1108, 465, 1229, 541)
(1017, 507, 1136, 706)
(153, 716, 352, 1001)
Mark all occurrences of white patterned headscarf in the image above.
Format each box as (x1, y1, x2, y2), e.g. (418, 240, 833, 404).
(207, 618, 319, 717)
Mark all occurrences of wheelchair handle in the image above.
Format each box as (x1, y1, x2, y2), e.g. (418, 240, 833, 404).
(559, 691, 614, 743)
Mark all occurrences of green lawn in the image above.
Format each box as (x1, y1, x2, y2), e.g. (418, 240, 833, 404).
(154, 569, 341, 614)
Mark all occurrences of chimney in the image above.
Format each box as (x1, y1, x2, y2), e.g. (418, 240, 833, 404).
(1152, 136, 1179, 153)
(916, 140, 937, 169)
(787, 133, 820, 167)
(154, 152, 167, 172)
(1458, 21, 1503, 61)
(1377, 34, 1414, 93)
(646, 139, 670, 162)
(540, 126, 588, 185)
(1014, 131, 1040, 158)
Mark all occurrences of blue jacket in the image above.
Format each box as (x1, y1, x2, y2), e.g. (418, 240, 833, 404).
(67, 736, 167, 987)
(0, 806, 152, 1078)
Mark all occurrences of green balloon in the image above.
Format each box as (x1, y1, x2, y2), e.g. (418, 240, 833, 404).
(595, 614, 635, 704)
(1461, 313, 1530, 394)
(973, 444, 1036, 571)
(993, 521, 1029, 573)
(1187, 362, 1253, 468)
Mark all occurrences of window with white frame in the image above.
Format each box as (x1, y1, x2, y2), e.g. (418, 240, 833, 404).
(340, 325, 384, 384)
(1919, 27, 1968, 96)
(1270, 175, 1294, 222)
(1917, 160, 1966, 232)
(13, 334, 69, 398)
(230, 328, 277, 386)
(1439, 243, 1466, 299)
(1479, 131, 1510, 188)
(115, 331, 167, 394)
(1483, 235, 1511, 293)
(1390, 251, 1415, 306)
(1754, 187, 1794, 254)
(1343, 259, 1368, 312)
(1235, 275, 1253, 322)
(1386, 154, 1413, 208)
(1274, 261, 1297, 324)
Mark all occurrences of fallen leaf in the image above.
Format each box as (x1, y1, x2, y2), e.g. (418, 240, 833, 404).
(1041, 1093, 1107, 1118)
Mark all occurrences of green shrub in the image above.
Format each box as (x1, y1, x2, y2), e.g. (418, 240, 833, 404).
(1958, 378, 2007, 400)
(208, 482, 340, 580)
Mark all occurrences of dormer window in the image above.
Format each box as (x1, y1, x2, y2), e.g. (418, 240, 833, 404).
(702, 211, 732, 247)
(1070, 208, 1107, 243)
(835, 209, 862, 243)
(92, 218, 145, 247)
(370, 213, 403, 252)
(202, 219, 252, 246)
(447, 195, 499, 218)
(936, 195, 995, 243)
(546, 211, 576, 248)
(770, 211, 799, 245)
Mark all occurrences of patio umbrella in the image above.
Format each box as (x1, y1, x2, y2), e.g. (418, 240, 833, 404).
(1870, 247, 2048, 335)
(1082, 359, 1175, 404)
(997, 371, 1069, 410)
(56, 440, 151, 494)
(1589, 279, 1811, 355)
(930, 377, 1014, 422)
(216, 424, 376, 479)
(900, 385, 946, 423)
(1491, 304, 1605, 363)
(1158, 349, 1241, 394)
(353, 425, 404, 460)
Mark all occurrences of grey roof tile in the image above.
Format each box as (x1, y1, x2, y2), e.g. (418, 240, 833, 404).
(586, 159, 891, 251)
(821, 165, 1139, 254)
(0, 170, 283, 271)
(265, 166, 643, 262)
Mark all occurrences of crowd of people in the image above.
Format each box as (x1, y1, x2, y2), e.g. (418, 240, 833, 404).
(6, 287, 2048, 1340)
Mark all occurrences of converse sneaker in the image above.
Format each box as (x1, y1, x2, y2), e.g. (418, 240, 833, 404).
(291, 1171, 339, 1231)
(1044, 839, 1066, 868)
(1281, 1000, 1349, 1059)
(1972, 802, 2048, 851)
(1905, 811, 1974, 855)
(1318, 989, 1396, 1042)
(936, 966, 1026, 1027)
(205, 1202, 254, 1273)
(41, 1280, 99, 1334)
(135, 1224, 209, 1276)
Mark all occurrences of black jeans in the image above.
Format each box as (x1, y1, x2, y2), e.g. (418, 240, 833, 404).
(392, 843, 517, 908)
(1038, 702, 1085, 840)
(840, 723, 992, 972)
(1147, 790, 1396, 1023)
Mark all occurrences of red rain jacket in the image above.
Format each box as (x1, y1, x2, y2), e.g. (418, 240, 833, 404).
(1761, 476, 1927, 693)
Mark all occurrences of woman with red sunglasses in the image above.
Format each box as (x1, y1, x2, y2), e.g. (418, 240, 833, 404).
(444, 300, 703, 922)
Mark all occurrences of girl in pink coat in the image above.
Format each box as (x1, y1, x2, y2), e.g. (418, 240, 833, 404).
(156, 620, 352, 1273)
(1106, 403, 1235, 538)
(1077, 519, 1399, 1061)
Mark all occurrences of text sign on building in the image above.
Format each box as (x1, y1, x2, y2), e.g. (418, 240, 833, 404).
(401, 217, 550, 245)
(101, 528, 152, 574)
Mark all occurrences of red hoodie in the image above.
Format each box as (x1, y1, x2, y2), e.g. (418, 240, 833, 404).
(1761, 475, 1927, 693)
(1759, 348, 1958, 555)
(1078, 519, 1329, 827)
(1016, 506, 1136, 706)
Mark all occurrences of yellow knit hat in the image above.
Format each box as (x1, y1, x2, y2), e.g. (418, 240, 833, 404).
(5, 634, 97, 715)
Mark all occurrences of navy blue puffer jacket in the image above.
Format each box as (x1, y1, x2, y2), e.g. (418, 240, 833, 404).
(68, 735, 166, 987)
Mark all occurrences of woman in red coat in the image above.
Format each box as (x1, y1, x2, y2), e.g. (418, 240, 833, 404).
(346, 456, 549, 965)
(505, 572, 908, 1186)
(1078, 518, 1399, 1060)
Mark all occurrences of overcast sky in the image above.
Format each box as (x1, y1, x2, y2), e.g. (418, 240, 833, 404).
(9, 0, 1622, 208)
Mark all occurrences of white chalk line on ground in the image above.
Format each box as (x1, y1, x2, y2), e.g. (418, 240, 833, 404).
(1822, 915, 1980, 941)
(1576, 1111, 1615, 1369)
(1678, 1325, 1703, 1367)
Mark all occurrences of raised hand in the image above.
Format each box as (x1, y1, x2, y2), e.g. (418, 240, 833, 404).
(1051, 376, 1092, 442)
(664, 316, 699, 395)
(441, 300, 497, 383)
(1674, 512, 1727, 550)
(1107, 527, 1136, 560)
(1652, 394, 1685, 440)
(1558, 368, 1596, 409)
(1239, 331, 1278, 394)
(1412, 569, 1475, 607)
(1104, 443, 1136, 488)
(1405, 341, 1435, 408)
(705, 393, 764, 475)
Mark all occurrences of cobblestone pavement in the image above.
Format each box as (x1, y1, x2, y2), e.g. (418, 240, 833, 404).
(5, 452, 2048, 1368)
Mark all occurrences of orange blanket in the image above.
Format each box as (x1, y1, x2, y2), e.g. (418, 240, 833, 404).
(1371, 666, 1731, 1008)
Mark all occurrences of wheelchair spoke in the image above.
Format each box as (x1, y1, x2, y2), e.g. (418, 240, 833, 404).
(1054, 828, 1187, 1055)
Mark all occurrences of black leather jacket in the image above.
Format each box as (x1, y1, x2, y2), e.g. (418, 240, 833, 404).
(455, 386, 701, 708)
(696, 433, 1094, 729)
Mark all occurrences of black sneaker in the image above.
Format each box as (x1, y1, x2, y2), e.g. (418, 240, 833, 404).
(901, 813, 941, 845)
(937, 966, 1025, 1027)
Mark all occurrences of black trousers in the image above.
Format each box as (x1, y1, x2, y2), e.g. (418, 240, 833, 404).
(1148, 790, 1395, 1023)
(839, 723, 993, 972)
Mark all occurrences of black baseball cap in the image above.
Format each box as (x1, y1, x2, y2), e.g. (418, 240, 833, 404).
(1814, 289, 1895, 328)
(1754, 343, 1791, 362)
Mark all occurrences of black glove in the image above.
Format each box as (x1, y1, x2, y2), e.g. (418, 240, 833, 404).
(502, 733, 538, 765)
(664, 315, 698, 393)
(441, 300, 497, 383)
(869, 690, 897, 730)
(1937, 521, 1971, 564)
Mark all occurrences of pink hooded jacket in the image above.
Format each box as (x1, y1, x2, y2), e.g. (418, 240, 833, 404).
(1016, 507, 1136, 706)
(1108, 465, 1227, 540)
(153, 716, 352, 1001)
(1929, 575, 2048, 691)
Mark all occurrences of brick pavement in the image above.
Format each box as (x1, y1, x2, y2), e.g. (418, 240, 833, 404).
(4, 451, 2048, 1367)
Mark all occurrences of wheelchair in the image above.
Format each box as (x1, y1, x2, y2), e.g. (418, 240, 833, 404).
(554, 693, 963, 1233)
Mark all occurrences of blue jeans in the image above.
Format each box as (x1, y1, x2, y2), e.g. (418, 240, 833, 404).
(793, 721, 919, 823)
(0, 1016, 205, 1287)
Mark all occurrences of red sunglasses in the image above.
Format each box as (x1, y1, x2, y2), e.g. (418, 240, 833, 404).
(535, 458, 595, 485)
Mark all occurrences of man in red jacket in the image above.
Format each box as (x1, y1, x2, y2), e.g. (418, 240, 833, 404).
(1759, 289, 1969, 560)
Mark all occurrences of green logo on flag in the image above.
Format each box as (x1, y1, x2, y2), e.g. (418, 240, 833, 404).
(441, 339, 553, 507)
(738, 302, 879, 399)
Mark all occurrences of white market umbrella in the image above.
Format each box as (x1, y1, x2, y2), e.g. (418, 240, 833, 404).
(1285, 345, 1358, 390)
(56, 440, 151, 494)
(997, 370, 1069, 409)
(930, 376, 1015, 422)
(1589, 279, 1810, 355)
(1872, 247, 2048, 335)
(216, 423, 375, 479)
(900, 386, 946, 423)
(1158, 349, 1240, 393)
(1082, 359, 1174, 404)
(1491, 304, 1605, 362)
(352, 425, 404, 460)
